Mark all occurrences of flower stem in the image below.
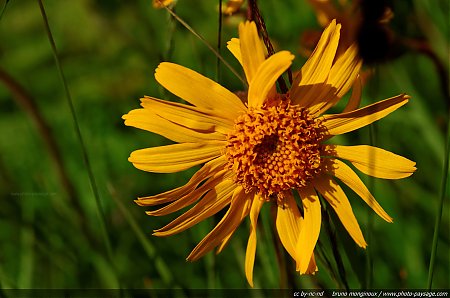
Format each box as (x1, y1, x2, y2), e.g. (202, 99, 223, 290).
(37, 0, 119, 287)
(427, 108, 450, 289)
(216, 0, 223, 83)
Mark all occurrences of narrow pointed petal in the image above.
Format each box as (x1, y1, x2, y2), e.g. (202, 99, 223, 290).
(306, 253, 318, 274)
(247, 51, 295, 108)
(310, 44, 362, 116)
(322, 94, 410, 137)
(146, 169, 230, 216)
(153, 179, 238, 236)
(296, 186, 322, 274)
(129, 141, 225, 173)
(123, 108, 225, 142)
(323, 158, 393, 222)
(227, 38, 243, 66)
(136, 156, 226, 206)
(290, 20, 340, 106)
(342, 74, 362, 113)
(187, 187, 252, 261)
(245, 195, 264, 287)
(276, 191, 303, 262)
(155, 62, 246, 120)
(239, 21, 266, 83)
(140, 96, 234, 134)
(323, 144, 417, 179)
(216, 190, 258, 255)
(314, 176, 367, 248)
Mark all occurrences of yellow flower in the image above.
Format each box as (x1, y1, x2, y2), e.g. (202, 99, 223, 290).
(123, 20, 416, 286)
(152, 0, 175, 9)
(222, 0, 245, 15)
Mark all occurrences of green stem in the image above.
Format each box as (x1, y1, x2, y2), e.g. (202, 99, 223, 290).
(365, 124, 376, 289)
(37, 0, 119, 287)
(216, 0, 223, 83)
(427, 109, 450, 289)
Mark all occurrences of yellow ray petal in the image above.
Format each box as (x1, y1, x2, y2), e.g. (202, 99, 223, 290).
(342, 74, 362, 113)
(123, 109, 225, 142)
(239, 21, 266, 83)
(276, 191, 303, 262)
(314, 176, 367, 248)
(247, 51, 295, 108)
(306, 253, 318, 274)
(296, 185, 322, 274)
(146, 169, 230, 216)
(154, 62, 246, 120)
(323, 158, 393, 222)
(187, 186, 252, 261)
(217, 190, 257, 255)
(227, 38, 243, 66)
(136, 156, 227, 206)
(290, 20, 340, 106)
(323, 144, 416, 179)
(154, 179, 237, 236)
(309, 44, 362, 116)
(245, 194, 264, 287)
(322, 94, 410, 137)
(129, 141, 225, 173)
(140, 96, 234, 134)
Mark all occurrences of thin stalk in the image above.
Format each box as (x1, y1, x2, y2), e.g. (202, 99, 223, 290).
(427, 109, 450, 289)
(0, 68, 99, 247)
(162, 5, 247, 86)
(0, 0, 9, 20)
(107, 184, 174, 286)
(365, 124, 376, 289)
(247, 0, 291, 93)
(216, 0, 223, 83)
(37, 0, 119, 287)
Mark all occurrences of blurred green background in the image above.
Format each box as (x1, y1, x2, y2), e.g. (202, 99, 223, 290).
(0, 0, 448, 293)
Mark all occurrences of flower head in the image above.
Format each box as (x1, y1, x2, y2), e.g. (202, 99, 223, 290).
(123, 20, 415, 286)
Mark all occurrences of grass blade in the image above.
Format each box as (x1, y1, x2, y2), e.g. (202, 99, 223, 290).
(36, 0, 119, 287)
(427, 110, 450, 289)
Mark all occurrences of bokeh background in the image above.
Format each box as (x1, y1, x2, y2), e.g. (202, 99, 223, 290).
(0, 0, 448, 293)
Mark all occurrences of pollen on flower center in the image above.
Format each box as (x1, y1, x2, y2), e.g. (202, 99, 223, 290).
(225, 99, 323, 197)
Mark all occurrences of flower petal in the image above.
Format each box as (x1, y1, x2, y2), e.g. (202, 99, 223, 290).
(314, 176, 367, 248)
(309, 44, 362, 116)
(129, 141, 225, 173)
(187, 186, 252, 261)
(342, 74, 362, 113)
(290, 20, 340, 106)
(323, 158, 393, 222)
(245, 194, 264, 287)
(296, 185, 322, 274)
(155, 62, 246, 120)
(153, 179, 238, 237)
(136, 156, 227, 206)
(140, 96, 234, 134)
(247, 51, 295, 108)
(123, 108, 225, 143)
(227, 38, 243, 66)
(321, 94, 410, 137)
(276, 191, 302, 262)
(323, 144, 416, 179)
(239, 21, 266, 83)
(216, 191, 257, 255)
(146, 169, 230, 216)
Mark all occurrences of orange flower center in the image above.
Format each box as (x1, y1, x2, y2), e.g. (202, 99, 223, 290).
(225, 99, 323, 197)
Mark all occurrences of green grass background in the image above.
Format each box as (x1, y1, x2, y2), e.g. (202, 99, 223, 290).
(0, 0, 448, 292)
